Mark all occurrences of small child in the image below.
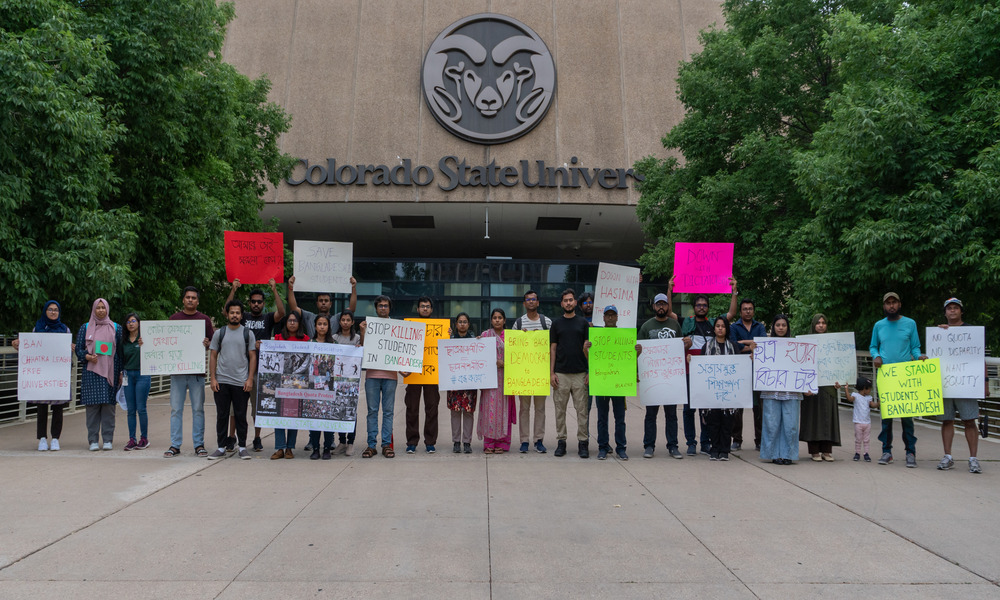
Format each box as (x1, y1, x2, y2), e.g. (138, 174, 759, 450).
(838, 377, 878, 462)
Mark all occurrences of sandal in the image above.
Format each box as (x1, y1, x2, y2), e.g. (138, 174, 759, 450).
(163, 446, 180, 458)
(484, 447, 495, 454)
(194, 446, 208, 457)
(382, 445, 395, 458)
(361, 446, 377, 458)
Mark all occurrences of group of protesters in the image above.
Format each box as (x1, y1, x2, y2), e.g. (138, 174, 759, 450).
(12, 275, 988, 474)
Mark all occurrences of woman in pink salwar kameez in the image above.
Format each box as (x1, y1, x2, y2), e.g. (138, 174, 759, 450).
(478, 308, 516, 453)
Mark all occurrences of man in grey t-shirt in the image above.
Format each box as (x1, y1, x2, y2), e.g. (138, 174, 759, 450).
(208, 300, 257, 459)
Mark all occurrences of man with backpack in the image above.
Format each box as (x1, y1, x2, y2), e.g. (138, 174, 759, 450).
(513, 290, 552, 453)
(207, 300, 257, 460)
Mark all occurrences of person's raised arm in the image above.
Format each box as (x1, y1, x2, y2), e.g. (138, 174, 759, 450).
(348, 276, 358, 313)
(725, 277, 738, 322)
(667, 275, 675, 317)
(270, 278, 285, 321)
(224, 279, 241, 316)
(287, 275, 299, 317)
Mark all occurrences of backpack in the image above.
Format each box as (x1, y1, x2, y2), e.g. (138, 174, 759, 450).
(218, 325, 251, 361)
(515, 314, 549, 330)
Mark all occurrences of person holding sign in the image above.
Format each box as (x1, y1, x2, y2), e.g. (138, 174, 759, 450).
(702, 316, 740, 461)
(637, 292, 687, 459)
(360, 295, 398, 459)
(935, 298, 986, 474)
(164, 287, 214, 458)
(799, 314, 842, 462)
(512, 290, 552, 454)
(270, 311, 310, 459)
(728, 297, 766, 451)
(75, 299, 123, 451)
(332, 310, 364, 456)
(757, 315, 812, 465)
(447, 313, 478, 454)
(550, 289, 591, 458)
(12, 300, 73, 451)
(870, 292, 927, 468)
(402, 297, 442, 455)
(287, 275, 357, 339)
(479, 309, 516, 453)
(584, 306, 628, 460)
(121, 313, 151, 451)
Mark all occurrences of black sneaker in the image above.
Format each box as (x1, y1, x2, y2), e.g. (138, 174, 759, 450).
(463, 443, 472, 454)
(578, 441, 589, 459)
(252, 437, 263, 452)
(309, 449, 320, 460)
(225, 436, 236, 453)
(453, 442, 461, 453)
(554, 440, 567, 457)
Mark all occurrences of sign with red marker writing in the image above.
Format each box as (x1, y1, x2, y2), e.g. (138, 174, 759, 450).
(752, 337, 818, 394)
(361, 317, 425, 374)
(593, 262, 640, 328)
(672, 242, 734, 294)
(17, 333, 72, 402)
(224, 231, 284, 284)
(140, 321, 207, 375)
(437, 337, 498, 391)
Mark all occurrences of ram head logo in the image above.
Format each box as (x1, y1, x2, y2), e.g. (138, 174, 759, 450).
(422, 14, 555, 144)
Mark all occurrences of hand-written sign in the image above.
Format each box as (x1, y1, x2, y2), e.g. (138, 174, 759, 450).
(292, 240, 353, 294)
(593, 263, 640, 328)
(672, 242, 734, 294)
(926, 326, 985, 399)
(503, 329, 550, 396)
(361, 317, 425, 374)
(878, 358, 944, 418)
(752, 337, 818, 394)
(405, 318, 450, 384)
(437, 337, 498, 391)
(588, 328, 637, 396)
(17, 333, 72, 402)
(797, 332, 857, 387)
(224, 231, 284, 284)
(637, 338, 688, 406)
(689, 354, 753, 408)
(140, 320, 206, 375)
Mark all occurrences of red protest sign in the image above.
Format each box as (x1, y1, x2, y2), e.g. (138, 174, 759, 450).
(224, 231, 284, 284)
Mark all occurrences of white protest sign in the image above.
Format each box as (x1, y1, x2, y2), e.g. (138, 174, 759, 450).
(361, 317, 425, 374)
(926, 326, 985, 399)
(292, 240, 353, 294)
(140, 320, 207, 375)
(797, 332, 857, 387)
(593, 262, 640, 328)
(437, 337, 498, 391)
(637, 338, 688, 405)
(689, 354, 753, 408)
(752, 337, 818, 394)
(17, 333, 72, 402)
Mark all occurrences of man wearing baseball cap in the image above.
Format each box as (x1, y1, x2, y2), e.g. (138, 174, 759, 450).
(869, 292, 927, 467)
(584, 306, 630, 460)
(636, 291, 689, 458)
(935, 297, 987, 474)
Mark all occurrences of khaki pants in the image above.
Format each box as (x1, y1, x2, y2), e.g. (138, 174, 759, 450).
(518, 395, 547, 443)
(552, 372, 589, 441)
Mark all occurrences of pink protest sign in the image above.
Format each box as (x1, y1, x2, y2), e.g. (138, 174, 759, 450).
(224, 231, 284, 284)
(672, 242, 734, 294)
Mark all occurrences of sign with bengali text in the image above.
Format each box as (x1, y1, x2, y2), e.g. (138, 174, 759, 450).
(361, 317, 425, 374)
(224, 231, 284, 284)
(17, 333, 72, 402)
(689, 354, 753, 409)
(292, 240, 353, 294)
(588, 328, 637, 396)
(797, 332, 857, 387)
(593, 262, 640, 328)
(877, 358, 944, 418)
(672, 242, 734, 294)
(752, 337, 818, 394)
(926, 327, 985, 399)
(437, 337, 498, 391)
(140, 320, 206, 376)
(405, 318, 450, 384)
(637, 338, 688, 406)
(503, 329, 551, 396)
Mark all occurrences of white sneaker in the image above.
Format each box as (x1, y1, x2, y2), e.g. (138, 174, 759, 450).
(102, 442, 112, 451)
(345, 443, 354, 456)
(49, 439, 60, 451)
(89, 442, 100, 451)
(38, 438, 49, 452)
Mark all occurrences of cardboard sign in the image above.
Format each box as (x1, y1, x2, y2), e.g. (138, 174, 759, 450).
(292, 240, 353, 294)
(926, 326, 986, 399)
(797, 332, 857, 387)
(588, 328, 637, 396)
(224, 231, 284, 284)
(593, 262, 640, 328)
(361, 317, 425, 374)
(255, 340, 362, 432)
(752, 337, 818, 394)
(877, 358, 944, 418)
(689, 354, 753, 409)
(437, 337, 498, 391)
(140, 320, 207, 375)
(503, 329, 551, 396)
(672, 242, 734, 294)
(637, 338, 688, 406)
(17, 333, 72, 402)
(405, 318, 450, 384)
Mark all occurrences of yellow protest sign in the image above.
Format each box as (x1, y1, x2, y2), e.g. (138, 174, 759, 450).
(404, 319, 450, 384)
(877, 358, 944, 419)
(503, 329, 551, 396)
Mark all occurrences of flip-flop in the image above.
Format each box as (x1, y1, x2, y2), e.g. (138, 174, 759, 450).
(163, 447, 180, 458)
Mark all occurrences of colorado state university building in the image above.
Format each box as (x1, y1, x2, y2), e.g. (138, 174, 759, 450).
(222, 1, 724, 323)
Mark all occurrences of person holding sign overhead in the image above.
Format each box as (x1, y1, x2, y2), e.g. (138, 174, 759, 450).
(935, 298, 986, 474)
(75, 299, 123, 451)
(550, 289, 591, 458)
(287, 275, 357, 339)
(870, 292, 927, 468)
(479, 308, 516, 453)
(164, 287, 214, 458)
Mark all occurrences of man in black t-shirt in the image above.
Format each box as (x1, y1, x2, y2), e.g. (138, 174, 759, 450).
(550, 288, 591, 458)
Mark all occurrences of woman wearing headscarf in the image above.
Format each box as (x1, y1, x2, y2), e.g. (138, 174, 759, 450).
(799, 313, 842, 461)
(13, 301, 73, 451)
(74, 299, 123, 451)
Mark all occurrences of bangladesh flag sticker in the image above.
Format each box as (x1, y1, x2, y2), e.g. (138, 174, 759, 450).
(95, 341, 113, 355)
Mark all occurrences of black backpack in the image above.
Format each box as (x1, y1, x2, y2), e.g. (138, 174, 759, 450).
(217, 326, 251, 360)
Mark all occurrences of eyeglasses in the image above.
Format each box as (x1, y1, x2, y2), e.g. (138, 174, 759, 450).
(126, 320, 138, 324)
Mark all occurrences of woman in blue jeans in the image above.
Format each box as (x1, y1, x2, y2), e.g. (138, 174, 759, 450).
(758, 315, 814, 464)
(121, 313, 151, 450)
(271, 311, 310, 459)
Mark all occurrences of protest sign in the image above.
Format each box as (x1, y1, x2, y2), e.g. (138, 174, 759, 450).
(797, 332, 857, 387)
(292, 240, 353, 294)
(361, 317, 425, 374)
(140, 320, 206, 375)
(689, 354, 753, 409)
(752, 337, 818, 394)
(877, 358, 944, 418)
(224, 231, 284, 284)
(593, 263, 640, 328)
(405, 318, 450, 384)
(503, 329, 550, 396)
(17, 333, 72, 402)
(588, 328, 637, 396)
(672, 242, 734, 294)
(637, 338, 688, 406)
(926, 326, 986, 399)
(437, 337, 498, 391)
(255, 340, 361, 432)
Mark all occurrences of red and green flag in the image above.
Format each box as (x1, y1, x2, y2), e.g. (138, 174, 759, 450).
(94, 341, 113, 355)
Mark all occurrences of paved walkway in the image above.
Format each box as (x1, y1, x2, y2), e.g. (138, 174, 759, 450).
(1, 389, 998, 599)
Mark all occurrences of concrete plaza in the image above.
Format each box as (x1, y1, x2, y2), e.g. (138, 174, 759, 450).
(1, 389, 998, 599)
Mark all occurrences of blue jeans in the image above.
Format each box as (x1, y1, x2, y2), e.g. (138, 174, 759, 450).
(169, 375, 205, 449)
(643, 405, 679, 450)
(683, 406, 711, 449)
(878, 418, 916, 455)
(365, 377, 397, 448)
(274, 429, 298, 450)
(760, 397, 800, 461)
(597, 396, 627, 451)
(124, 370, 150, 440)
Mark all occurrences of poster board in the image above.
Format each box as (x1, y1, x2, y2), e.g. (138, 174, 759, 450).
(925, 326, 986, 399)
(637, 338, 688, 406)
(437, 337, 498, 391)
(503, 329, 551, 396)
(752, 337, 819, 394)
(224, 231, 284, 284)
(361, 317, 425, 374)
(292, 240, 353, 294)
(17, 333, 72, 402)
(404, 318, 450, 384)
(877, 358, 944, 418)
(797, 332, 857, 387)
(140, 320, 207, 376)
(689, 354, 753, 409)
(588, 328, 637, 396)
(672, 242, 734, 294)
(593, 262, 640, 328)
